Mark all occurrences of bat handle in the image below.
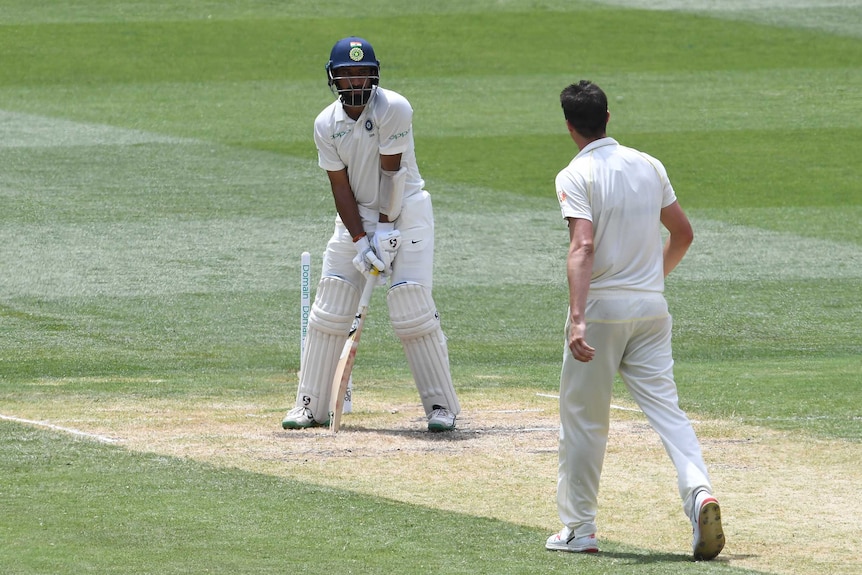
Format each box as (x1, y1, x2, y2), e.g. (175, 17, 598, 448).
(358, 269, 378, 306)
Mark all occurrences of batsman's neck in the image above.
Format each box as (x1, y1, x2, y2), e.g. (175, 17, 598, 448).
(344, 104, 365, 120)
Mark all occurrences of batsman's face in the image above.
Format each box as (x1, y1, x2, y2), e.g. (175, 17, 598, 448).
(333, 66, 375, 92)
(332, 66, 378, 108)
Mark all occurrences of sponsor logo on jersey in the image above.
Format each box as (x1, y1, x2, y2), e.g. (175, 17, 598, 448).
(331, 127, 352, 139)
(389, 129, 410, 141)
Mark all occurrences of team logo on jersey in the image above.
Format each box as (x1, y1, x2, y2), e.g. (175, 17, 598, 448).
(365, 119, 374, 132)
(349, 42, 364, 61)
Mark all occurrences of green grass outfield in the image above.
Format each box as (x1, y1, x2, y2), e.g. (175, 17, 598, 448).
(1, 1, 860, 573)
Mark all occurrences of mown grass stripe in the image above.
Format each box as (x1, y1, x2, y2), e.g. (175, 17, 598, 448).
(0, 109, 191, 148)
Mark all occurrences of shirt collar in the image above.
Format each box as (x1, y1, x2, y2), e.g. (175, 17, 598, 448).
(333, 102, 350, 123)
(333, 95, 374, 124)
(576, 136, 618, 158)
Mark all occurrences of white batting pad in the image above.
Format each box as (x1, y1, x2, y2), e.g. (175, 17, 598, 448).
(295, 276, 359, 422)
(388, 282, 460, 415)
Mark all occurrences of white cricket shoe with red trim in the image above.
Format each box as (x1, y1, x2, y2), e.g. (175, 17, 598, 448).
(692, 490, 725, 560)
(545, 528, 599, 553)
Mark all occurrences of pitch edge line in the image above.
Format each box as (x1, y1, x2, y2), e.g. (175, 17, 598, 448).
(0, 413, 119, 444)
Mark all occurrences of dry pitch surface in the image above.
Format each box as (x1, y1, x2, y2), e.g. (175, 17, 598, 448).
(7, 383, 860, 575)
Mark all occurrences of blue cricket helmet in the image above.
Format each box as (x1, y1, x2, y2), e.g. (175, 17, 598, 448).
(326, 37, 380, 106)
(327, 36, 380, 71)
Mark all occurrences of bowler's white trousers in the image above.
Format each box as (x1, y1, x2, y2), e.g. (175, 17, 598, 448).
(556, 292, 713, 538)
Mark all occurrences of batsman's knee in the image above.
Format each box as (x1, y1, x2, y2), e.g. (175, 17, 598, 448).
(310, 276, 360, 334)
(387, 281, 439, 339)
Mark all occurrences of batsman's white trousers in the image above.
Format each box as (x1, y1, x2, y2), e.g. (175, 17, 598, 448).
(304, 190, 457, 416)
(321, 190, 435, 288)
(556, 293, 713, 538)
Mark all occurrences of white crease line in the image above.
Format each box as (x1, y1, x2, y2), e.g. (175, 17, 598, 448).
(536, 393, 643, 413)
(1, 413, 119, 444)
(611, 405, 643, 413)
(478, 408, 544, 414)
(459, 427, 558, 434)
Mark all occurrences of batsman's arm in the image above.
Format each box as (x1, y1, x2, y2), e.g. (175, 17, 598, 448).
(379, 153, 404, 223)
(326, 168, 365, 240)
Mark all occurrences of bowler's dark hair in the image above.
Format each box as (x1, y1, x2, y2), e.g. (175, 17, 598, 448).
(560, 80, 608, 139)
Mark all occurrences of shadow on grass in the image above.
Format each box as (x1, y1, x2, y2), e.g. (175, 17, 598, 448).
(568, 549, 750, 569)
(586, 549, 757, 571)
(340, 424, 558, 441)
(593, 550, 695, 564)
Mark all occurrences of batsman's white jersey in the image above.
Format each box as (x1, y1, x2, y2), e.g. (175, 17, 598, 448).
(315, 87, 425, 231)
(554, 137, 712, 538)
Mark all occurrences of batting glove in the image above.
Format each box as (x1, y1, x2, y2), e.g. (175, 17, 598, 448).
(352, 234, 385, 276)
(372, 222, 401, 274)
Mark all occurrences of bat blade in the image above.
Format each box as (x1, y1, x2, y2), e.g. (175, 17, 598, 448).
(329, 312, 366, 432)
(329, 274, 376, 432)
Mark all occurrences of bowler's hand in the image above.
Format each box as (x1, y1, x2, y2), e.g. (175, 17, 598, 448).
(568, 320, 595, 363)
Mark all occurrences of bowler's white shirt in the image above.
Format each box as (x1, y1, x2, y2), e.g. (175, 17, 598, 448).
(556, 137, 677, 295)
(314, 87, 425, 225)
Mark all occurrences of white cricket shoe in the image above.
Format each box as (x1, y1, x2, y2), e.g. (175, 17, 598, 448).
(281, 406, 328, 430)
(427, 405, 456, 432)
(692, 490, 725, 560)
(545, 528, 599, 553)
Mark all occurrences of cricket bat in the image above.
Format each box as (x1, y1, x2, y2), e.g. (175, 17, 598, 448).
(329, 271, 377, 432)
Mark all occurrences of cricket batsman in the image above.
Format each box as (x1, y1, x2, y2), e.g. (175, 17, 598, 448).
(281, 37, 460, 432)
